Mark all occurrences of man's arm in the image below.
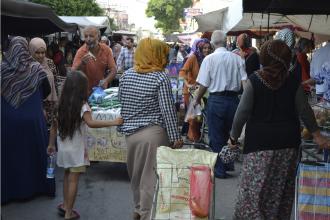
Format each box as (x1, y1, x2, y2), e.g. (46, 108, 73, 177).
(195, 85, 207, 105)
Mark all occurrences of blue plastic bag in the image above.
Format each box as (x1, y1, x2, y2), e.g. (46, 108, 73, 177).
(88, 86, 106, 104)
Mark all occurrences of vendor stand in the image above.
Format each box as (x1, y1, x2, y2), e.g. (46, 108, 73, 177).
(86, 87, 127, 162)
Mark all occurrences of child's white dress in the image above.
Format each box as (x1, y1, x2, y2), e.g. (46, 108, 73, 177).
(57, 103, 91, 168)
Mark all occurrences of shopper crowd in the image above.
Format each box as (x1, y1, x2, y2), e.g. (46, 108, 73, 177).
(1, 26, 330, 220)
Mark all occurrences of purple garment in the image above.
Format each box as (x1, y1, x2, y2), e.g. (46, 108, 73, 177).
(192, 38, 210, 66)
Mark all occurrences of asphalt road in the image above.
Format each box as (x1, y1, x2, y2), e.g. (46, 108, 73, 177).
(2, 160, 242, 220)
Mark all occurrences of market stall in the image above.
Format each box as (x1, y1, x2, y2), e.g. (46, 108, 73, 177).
(1, 0, 77, 37)
(86, 87, 127, 162)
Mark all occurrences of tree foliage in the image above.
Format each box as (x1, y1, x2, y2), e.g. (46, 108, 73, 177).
(146, 0, 193, 34)
(31, 0, 104, 16)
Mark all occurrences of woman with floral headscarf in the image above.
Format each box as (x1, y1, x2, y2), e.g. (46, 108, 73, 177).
(118, 38, 182, 220)
(229, 40, 329, 219)
(1, 36, 54, 203)
(179, 38, 212, 141)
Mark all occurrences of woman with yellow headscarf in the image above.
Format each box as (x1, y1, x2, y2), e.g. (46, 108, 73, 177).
(118, 38, 183, 220)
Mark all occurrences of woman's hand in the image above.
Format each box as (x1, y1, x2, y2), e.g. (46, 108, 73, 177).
(171, 139, 183, 149)
(47, 145, 56, 155)
(227, 137, 239, 149)
(313, 130, 330, 149)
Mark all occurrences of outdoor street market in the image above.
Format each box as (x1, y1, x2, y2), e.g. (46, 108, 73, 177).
(1, 0, 330, 220)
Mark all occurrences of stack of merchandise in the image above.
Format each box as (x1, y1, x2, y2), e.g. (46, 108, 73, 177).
(88, 87, 121, 119)
(89, 87, 121, 111)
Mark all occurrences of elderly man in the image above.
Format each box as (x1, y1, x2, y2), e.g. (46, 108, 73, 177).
(233, 33, 260, 77)
(100, 35, 110, 47)
(72, 26, 117, 91)
(116, 37, 135, 72)
(195, 30, 247, 178)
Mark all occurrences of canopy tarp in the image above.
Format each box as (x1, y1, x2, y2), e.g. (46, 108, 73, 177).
(59, 16, 108, 34)
(194, 0, 330, 37)
(243, 0, 330, 15)
(112, 30, 136, 36)
(1, 0, 78, 36)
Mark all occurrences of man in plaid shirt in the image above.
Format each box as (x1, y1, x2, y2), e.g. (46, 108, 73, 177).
(116, 37, 135, 72)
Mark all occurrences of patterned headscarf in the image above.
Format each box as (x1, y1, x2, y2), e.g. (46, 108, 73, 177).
(193, 38, 211, 66)
(275, 28, 296, 49)
(1, 36, 47, 108)
(257, 40, 292, 89)
(134, 38, 169, 73)
(29, 37, 58, 102)
(275, 28, 298, 73)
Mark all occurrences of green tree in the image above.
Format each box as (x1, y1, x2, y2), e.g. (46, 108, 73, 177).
(31, 0, 104, 16)
(146, 0, 193, 34)
(108, 17, 118, 31)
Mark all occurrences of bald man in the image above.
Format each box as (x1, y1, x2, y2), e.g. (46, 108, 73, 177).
(234, 33, 260, 76)
(72, 26, 117, 92)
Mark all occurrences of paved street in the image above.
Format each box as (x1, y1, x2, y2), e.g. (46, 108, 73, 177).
(2, 160, 242, 220)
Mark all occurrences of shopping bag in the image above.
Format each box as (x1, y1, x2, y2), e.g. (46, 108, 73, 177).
(189, 165, 212, 218)
(297, 162, 330, 220)
(154, 146, 217, 220)
(88, 86, 106, 104)
(184, 100, 202, 123)
(218, 146, 241, 164)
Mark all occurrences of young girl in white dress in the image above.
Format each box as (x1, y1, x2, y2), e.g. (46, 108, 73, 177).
(47, 70, 123, 220)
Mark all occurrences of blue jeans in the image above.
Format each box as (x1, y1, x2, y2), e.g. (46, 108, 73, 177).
(207, 95, 239, 176)
(324, 149, 329, 162)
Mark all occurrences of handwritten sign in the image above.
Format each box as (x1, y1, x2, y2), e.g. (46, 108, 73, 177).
(86, 109, 127, 162)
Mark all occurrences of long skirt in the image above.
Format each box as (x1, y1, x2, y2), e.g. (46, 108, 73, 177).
(233, 148, 298, 220)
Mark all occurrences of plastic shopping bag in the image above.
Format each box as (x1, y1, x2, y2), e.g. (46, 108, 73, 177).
(189, 165, 212, 218)
(88, 86, 106, 104)
(184, 100, 202, 122)
(297, 162, 330, 220)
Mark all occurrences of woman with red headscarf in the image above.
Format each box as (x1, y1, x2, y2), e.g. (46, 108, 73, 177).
(179, 38, 212, 141)
(229, 40, 329, 219)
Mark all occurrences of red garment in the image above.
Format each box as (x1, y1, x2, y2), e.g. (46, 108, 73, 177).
(72, 43, 116, 91)
(296, 52, 311, 92)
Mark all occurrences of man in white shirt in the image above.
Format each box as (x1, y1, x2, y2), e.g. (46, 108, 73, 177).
(195, 30, 247, 178)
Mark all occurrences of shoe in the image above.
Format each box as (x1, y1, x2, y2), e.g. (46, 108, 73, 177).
(214, 173, 233, 179)
(57, 203, 78, 218)
(65, 210, 80, 220)
(57, 203, 65, 217)
(133, 212, 140, 220)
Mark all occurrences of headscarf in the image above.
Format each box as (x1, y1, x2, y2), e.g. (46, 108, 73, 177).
(257, 40, 292, 89)
(29, 37, 58, 102)
(1, 36, 47, 108)
(193, 38, 211, 66)
(275, 28, 296, 49)
(275, 28, 298, 73)
(134, 38, 169, 73)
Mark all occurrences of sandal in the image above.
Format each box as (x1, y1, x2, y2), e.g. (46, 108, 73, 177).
(64, 210, 80, 220)
(57, 203, 78, 217)
(57, 203, 65, 217)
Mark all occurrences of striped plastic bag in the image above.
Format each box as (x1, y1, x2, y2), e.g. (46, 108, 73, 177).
(297, 162, 330, 220)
